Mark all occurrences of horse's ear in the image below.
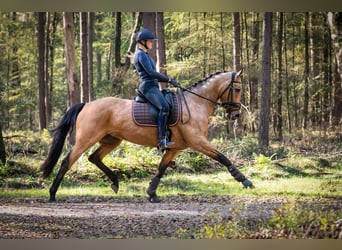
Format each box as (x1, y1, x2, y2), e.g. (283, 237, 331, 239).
(237, 68, 244, 77)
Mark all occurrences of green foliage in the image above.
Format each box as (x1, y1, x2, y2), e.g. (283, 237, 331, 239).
(0, 129, 340, 239)
(267, 202, 341, 238)
(247, 153, 277, 180)
(0, 130, 341, 195)
(187, 201, 341, 239)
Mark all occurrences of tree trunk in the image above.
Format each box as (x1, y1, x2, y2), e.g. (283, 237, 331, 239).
(327, 12, 342, 127)
(220, 13, 226, 71)
(243, 13, 250, 73)
(142, 12, 157, 62)
(309, 13, 319, 128)
(88, 12, 94, 101)
(63, 12, 80, 107)
(37, 12, 47, 130)
(156, 12, 168, 89)
(48, 13, 60, 126)
(232, 12, 241, 71)
(284, 14, 292, 133)
(96, 52, 102, 98)
(303, 12, 310, 130)
(45, 12, 51, 125)
(124, 12, 142, 69)
(276, 12, 283, 139)
(202, 12, 207, 77)
(0, 122, 6, 164)
(322, 24, 331, 128)
(250, 12, 260, 114)
(115, 12, 122, 68)
(258, 12, 273, 151)
(80, 12, 89, 103)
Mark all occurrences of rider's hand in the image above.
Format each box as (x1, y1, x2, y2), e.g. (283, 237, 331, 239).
(169, 78, 180, 88)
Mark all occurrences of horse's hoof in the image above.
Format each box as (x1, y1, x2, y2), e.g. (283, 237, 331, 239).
(49, 197, 56, 203)
(111, 184, 119, 194)
(242, 179, 255, 189)
(148, 195, 161, 203)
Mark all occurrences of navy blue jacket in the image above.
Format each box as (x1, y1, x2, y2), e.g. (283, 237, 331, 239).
(134, 48, 169, 84)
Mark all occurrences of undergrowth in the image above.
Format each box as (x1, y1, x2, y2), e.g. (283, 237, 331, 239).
(185, 201, 342, 239)
(0, 130, 341, 194)
(1, 130, 341, 239)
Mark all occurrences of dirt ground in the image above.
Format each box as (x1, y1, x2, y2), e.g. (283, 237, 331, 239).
(0, 195, 341, 239)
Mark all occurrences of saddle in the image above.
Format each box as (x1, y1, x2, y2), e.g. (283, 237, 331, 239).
(132, 88, 180, 127)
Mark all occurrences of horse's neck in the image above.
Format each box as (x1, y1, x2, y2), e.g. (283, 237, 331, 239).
(185, 75, 226, 114)
(190, 76, 225, 102)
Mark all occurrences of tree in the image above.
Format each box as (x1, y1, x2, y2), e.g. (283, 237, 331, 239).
(249, 13, 260, 114)
(124, 12, 142, 69)
(114, 12, 122, 68)
(276, 12, 284, 138)
(327, 12, 342, 127)
(88, 12, 95, 101)
(80, 12, 89, 103)
(37, 12, 47, 130)
(303, 12, 310, 129)
(63, 12, 80, 107)
(232, 12, 241, 71)
(258, 12, 273, 151)
(0, 122, 5, 164)
(156, 12, 168, 89)
(0, 12, 341, 136)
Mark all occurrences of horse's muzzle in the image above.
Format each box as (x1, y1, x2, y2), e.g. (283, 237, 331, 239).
(228, 110, 241, 120)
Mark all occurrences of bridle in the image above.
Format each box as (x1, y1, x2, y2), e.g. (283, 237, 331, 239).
(177, 72, 242, 124)
(179, 72, 242, 109)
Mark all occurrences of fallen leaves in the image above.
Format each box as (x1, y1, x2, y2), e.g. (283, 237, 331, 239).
(0, 195, 340, 239)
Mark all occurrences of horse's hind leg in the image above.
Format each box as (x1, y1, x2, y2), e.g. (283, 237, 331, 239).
(88, 135, 122, 193)
(49, 142, 91, 202)
(147, 150, 180, 203)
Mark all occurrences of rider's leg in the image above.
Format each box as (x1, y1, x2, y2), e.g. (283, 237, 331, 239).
(157, 109, 174, 149)
(140, 84, 173, 149)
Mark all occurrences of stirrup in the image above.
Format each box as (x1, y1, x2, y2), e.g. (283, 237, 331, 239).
(158, 138, 174, 149)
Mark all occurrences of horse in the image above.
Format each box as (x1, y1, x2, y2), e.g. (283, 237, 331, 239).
(41, 69, 254, 203)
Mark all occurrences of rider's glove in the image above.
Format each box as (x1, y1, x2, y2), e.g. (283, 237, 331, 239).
(169, 78, 180, 88)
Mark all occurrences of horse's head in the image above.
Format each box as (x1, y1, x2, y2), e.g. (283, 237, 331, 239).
(220, 69, 243, 120)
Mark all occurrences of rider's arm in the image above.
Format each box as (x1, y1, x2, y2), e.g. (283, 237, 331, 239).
(138, 52, 170, 83)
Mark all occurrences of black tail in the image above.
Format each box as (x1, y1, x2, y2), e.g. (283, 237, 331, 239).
(41, 103, 85, 178)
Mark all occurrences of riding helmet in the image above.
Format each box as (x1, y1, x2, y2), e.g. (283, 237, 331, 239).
(136, 28, 157, 41)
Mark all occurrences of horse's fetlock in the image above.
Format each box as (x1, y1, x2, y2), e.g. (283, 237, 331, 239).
(147, 177, 160, 196)
(234, 173, 246, 182)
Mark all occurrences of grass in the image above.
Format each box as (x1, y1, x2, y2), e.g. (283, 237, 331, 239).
(0, 130, 341, 201)
(1, 170, 340, 200)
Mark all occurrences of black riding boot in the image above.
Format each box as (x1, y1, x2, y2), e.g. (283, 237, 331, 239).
(157, 111, 174, 150)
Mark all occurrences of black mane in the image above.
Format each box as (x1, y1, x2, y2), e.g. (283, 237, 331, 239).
(188, 71, 227, 90)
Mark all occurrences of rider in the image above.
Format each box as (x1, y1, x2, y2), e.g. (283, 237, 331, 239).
(134, 28, 179, 150)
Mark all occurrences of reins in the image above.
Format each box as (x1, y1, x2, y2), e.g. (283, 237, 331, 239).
(177, 72, 241, 124)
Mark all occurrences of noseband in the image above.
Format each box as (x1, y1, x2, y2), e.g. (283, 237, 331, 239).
(218, 72, 242, 110)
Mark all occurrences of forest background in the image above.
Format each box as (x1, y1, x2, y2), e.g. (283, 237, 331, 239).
(0, 11, 341, 174)
(0, 12, 341, 239)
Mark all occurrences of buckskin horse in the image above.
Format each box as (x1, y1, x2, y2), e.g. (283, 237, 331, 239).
(41, 69, 254, 203)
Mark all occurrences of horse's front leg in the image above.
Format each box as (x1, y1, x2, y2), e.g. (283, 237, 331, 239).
(191, 138, 254, 189)
(147, 150, 180, 203)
